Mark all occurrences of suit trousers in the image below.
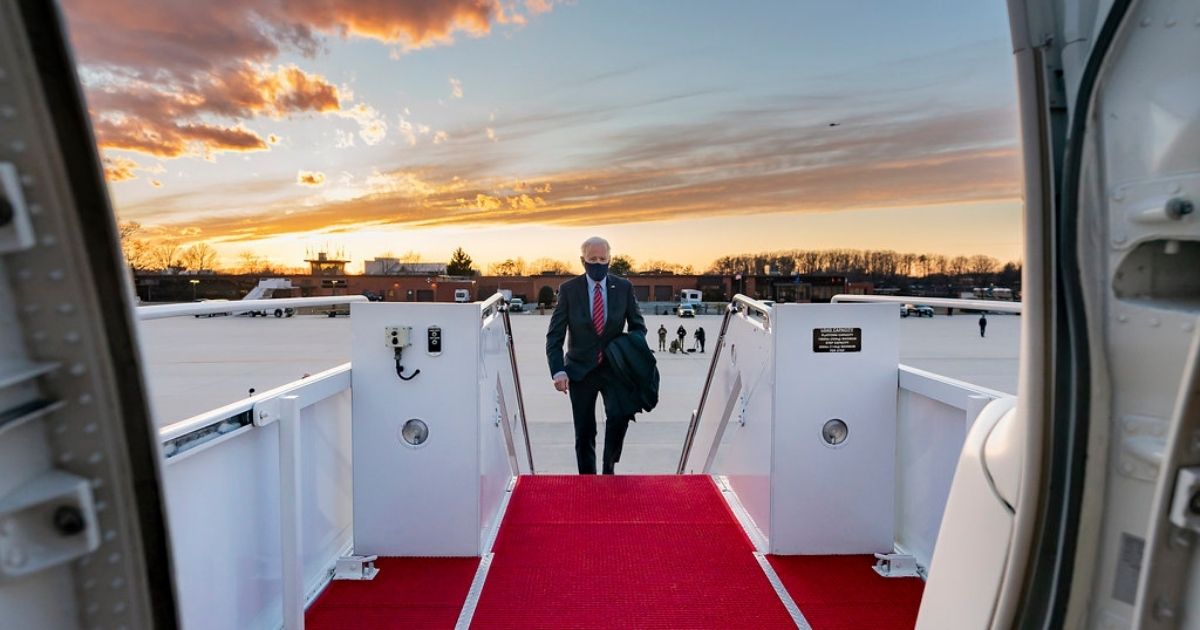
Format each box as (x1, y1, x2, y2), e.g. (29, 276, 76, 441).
(568, 363, 633, 474)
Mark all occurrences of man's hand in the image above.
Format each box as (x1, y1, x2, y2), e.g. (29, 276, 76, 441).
(553, 373, 569, 394)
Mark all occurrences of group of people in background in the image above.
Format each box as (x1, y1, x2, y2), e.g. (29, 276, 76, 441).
(657, 323, 705, 354)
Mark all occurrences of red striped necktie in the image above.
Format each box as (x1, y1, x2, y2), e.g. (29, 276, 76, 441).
(593, 281, 604, 363)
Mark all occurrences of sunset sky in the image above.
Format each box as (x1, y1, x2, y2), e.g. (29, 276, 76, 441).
(63, 0, 1022, 273)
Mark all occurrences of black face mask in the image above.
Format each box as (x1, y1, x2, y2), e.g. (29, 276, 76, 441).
(584, 261, 609, 282)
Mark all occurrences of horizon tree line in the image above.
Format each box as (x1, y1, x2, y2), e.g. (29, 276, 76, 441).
(118, 226, 1019, 287)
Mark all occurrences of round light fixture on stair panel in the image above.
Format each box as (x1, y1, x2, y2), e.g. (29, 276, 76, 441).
(821, 418, 849, 447)
(399, 418, 429, 448)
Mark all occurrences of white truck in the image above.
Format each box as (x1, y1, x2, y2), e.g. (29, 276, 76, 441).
(675, 289, 703, 316)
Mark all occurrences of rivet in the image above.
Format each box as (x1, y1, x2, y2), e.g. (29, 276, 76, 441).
(1150, 318, 1161, 328)
(107, 552, 120, 565)
(111, 577, 125, 589)
(87, 452, 103, 464)
(19, 174, 33, 187)
(85, 602, 99, 615)
(78, 393, 93, 405)
(95, 501, 107, 512)
(54, 423, 67, 435)
(16, 268, 32, 280)
(1113, 235, 1127, 245)
(1112, 188, 1126, 201)
(1123, 419, 1137, 432)
(31, 330, 47, 342)
(28, 203, 41, 215)
(9, 140, 25, 153)
(1117, 314, 1129, 323)
(1184, 322, 1195, 332)
(91, 478, 104, 489)
(1120, 461, 1135, 474)
(83, 578, 96, 590)
(112, 601, 126, 614)
(59, 452, 74, 463)
(0, 518, 14, 535)
(22, 303, 39, 314)
(1140, 17, 1152, 27)
(1165, 17, 1177, 27)
(48, 270, 63, 281)
(41, 234, 57, 247)
(104, 530, 116, 541)
(0, 106, 14, 119)
(65, 331, 81, 343)
(79, 555, 91, 566)
(70, 362, 86, 376)
(58, 303, 75, 315)
(84, 422, 97, 433)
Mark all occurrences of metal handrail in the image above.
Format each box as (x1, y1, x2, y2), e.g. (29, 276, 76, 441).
(732, 294, 774, 329)
(138, 295, 368, 320)
(830, 294, 1022, 314)
(480, 291, 505, 319)
(676, 295, 767, 473)
(159, 363, 351, 461)
(501, 305, 535, 473)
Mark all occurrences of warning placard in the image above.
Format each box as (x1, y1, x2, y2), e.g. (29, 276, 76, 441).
(812, 327, 862, 353)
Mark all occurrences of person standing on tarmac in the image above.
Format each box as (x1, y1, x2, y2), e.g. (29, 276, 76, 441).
(979, 313, 988, 338)
(694, 327, 706, 353)
(676, 324, 687, 352)
(657, 324, 667, 351)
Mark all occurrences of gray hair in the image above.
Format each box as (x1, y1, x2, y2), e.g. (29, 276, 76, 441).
(580, 236, 611, 255)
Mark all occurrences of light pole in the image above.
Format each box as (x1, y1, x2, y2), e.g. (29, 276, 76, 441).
(189, 279, 199, 301)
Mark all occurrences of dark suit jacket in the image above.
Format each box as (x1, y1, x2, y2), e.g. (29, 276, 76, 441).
(546, 274, 647, 381)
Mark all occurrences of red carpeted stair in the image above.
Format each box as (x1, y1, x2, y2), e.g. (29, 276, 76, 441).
(306, 556, 479, 629)
(469, 475, 794, 628)
(304, 476, 926, 629)
(767, 555, 925, 630)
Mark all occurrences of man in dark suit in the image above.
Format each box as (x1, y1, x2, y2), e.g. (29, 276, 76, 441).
(546, 237, 647, 474)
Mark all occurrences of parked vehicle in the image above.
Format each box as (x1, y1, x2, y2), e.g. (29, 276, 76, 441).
(901, 304, 934, 318)
(454, 289, 471, 303)
(508, 298, 524, 312)
(677, 304, 695, 318)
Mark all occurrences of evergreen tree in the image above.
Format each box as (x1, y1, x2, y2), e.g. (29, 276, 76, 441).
(447, 247, 474, 276)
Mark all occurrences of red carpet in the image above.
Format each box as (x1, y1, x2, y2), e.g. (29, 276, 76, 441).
(306, 556, 479, 629)
(470, 475, 795, 629)
(767, 555, 925, 630)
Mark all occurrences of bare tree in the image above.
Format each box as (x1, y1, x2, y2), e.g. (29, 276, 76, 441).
(147, 240, 182, 271)
(967, 255, 999, 276)
(947, 256, 970, 277)
(529, 257, 571, 274)
(237, 250, 264, 274)
(179, 242, 219, 272)
(487, 258, 527, 276)
(118, 222, 151, 270)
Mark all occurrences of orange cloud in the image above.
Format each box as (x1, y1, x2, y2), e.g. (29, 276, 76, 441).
(116, 102, 1020, 247)
(62, 1, 560, 161)
(298, 171, 327, 186)
(102, 155, 139, 182)
(93, 117, 268, 158)
(86, 64, 341, 158)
